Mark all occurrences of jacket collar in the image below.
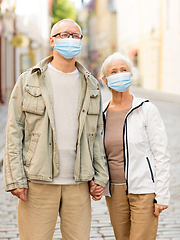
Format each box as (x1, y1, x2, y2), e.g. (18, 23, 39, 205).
(31, 55, 91, 80)
(103, 93, 149, 113)
(75, 61, 91, 78)
(31, 55, 53, 74)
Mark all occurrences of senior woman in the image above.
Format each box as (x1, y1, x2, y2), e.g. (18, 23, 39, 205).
(101, 52, 170, 240)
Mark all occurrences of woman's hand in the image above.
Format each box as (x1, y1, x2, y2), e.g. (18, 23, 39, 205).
(90, 180, 104, 201)
(11, 188, 28, 201)
(154, 203, 168, 217)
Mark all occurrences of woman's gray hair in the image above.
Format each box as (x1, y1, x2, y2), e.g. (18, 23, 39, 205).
(101, 52, 134, 78)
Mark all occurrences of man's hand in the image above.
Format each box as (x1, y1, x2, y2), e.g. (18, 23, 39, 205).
(154, 203, 168, 217)
(90, 180, 104, 201)
(11, 188, 28, 201)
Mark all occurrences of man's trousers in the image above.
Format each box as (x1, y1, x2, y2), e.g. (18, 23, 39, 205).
(18, 182, 91, 240)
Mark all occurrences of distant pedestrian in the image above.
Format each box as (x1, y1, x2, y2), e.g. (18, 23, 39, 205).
(100, 52, 170, 240)
(3, 18, 109, 240)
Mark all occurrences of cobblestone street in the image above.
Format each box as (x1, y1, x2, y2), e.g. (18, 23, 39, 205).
(0, 87, 180, 239)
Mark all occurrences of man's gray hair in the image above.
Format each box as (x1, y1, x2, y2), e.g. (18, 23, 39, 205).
(101, 52, 134, 78)
(51, 19, 82, 37)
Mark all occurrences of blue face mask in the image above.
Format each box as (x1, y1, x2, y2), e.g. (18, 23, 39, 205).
(106, 72, 132, 92)
(54, 38, 81, 59)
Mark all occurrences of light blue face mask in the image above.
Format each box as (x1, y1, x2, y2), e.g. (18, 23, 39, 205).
(54, 38, 81, 59)
(106, 72, 132, 92)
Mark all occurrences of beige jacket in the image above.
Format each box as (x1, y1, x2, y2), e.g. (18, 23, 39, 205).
(3, 55, 109, 191)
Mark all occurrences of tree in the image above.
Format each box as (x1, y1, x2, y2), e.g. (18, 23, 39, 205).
(51, 0, 78, 27)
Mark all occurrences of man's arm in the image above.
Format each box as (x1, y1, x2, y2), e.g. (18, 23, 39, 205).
(3, 74, 28, 193)
(92, 88, 109, 190)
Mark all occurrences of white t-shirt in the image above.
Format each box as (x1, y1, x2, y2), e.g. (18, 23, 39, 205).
(32, 63, 80, 185)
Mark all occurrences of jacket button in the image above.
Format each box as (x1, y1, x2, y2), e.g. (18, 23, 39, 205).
(49, 143, 51, 145)
(82, 109, 85, 112)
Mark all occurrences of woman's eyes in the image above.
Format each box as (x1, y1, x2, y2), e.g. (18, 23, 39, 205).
(111, 69, 127, 74)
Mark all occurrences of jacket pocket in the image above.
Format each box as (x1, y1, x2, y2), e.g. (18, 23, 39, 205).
(22, 85, 45, 115)
(146, 157, 155, 182)
(87, 90, 100, 115)
(24, 133, 40, 167)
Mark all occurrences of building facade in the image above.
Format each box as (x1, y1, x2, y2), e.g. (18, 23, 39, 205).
(0, 0, 52, 103)
(116, 0, 180, 95)
(78, 0, 180, 95)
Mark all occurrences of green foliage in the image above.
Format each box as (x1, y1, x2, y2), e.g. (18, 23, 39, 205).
(52, 0, 78, 27)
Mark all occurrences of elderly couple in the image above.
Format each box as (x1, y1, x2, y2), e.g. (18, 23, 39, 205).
(4, 19, 170, 240)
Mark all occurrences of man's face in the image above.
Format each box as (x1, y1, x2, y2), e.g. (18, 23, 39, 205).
(50, 21, 81, 48)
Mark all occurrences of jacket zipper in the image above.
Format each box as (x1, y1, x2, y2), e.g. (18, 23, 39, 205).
(146, 157, 155, 182)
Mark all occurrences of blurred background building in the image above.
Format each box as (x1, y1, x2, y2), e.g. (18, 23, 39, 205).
(78, 0, 117, 78)
(78, 0, 180, 95)
(0, 0, 52, 103)
(116, 0, 180, 95)
(0, 0, 179, 104)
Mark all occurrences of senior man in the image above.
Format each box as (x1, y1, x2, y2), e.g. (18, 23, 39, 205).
(3, 19, 109, 240)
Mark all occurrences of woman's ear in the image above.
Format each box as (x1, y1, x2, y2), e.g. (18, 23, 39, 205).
(102, 76, 108, 86)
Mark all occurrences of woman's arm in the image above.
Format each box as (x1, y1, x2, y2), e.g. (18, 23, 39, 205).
(145, 103, 170, 206)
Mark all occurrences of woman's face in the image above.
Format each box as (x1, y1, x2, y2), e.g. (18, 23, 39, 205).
(106, 59, 131, 78)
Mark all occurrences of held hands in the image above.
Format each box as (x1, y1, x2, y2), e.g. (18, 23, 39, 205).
(154, 203, 168, 217)
(11, 188, 28, 201)
(90, 180, 104, 201)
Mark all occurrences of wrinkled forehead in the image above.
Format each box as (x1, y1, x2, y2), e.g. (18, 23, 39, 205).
(107, 59, 130, 71)
(52, 21, 81, 36)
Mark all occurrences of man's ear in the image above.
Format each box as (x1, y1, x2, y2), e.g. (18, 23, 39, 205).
(50, 37, 55, 48)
